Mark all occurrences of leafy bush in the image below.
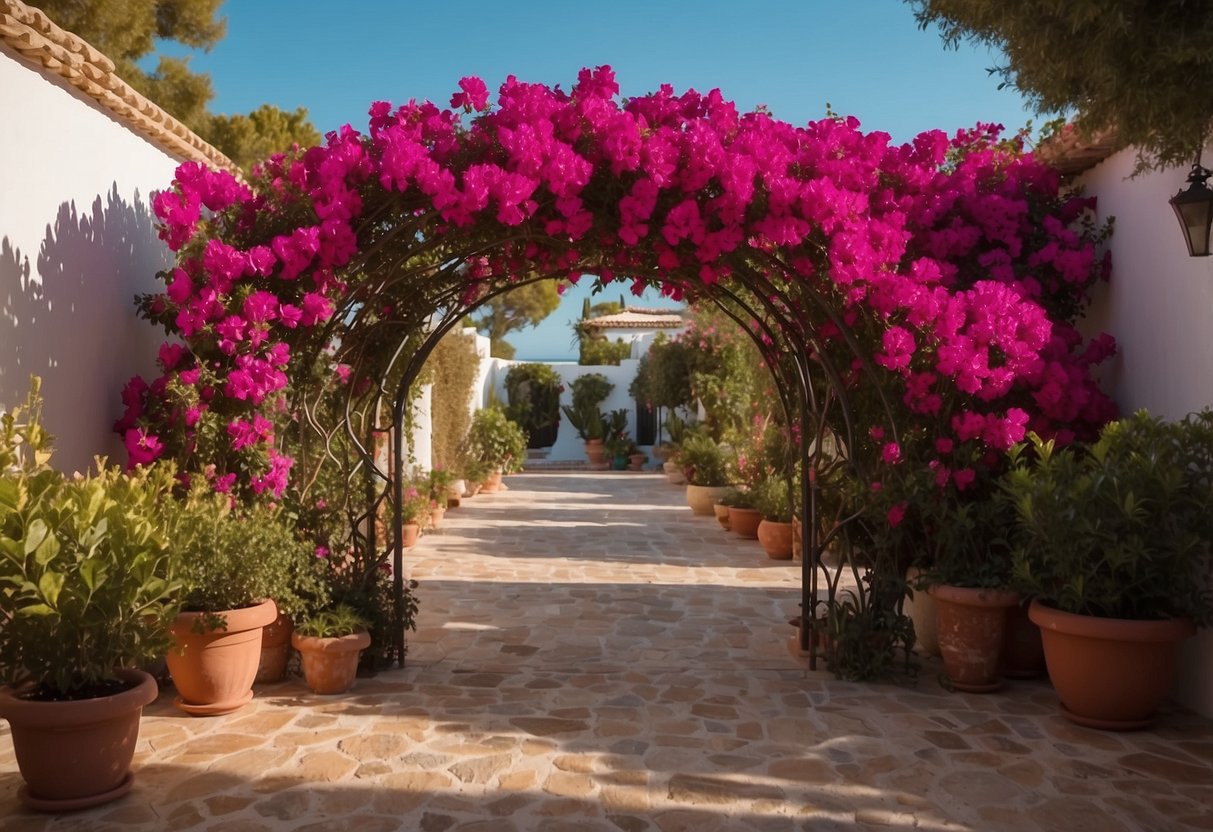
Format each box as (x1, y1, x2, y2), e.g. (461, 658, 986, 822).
(561, 373, 614, 441)
(1006, 411, 1213, 623)
(579, 336, 632, 366)
(0, 379, 181, 697)
(296, 603, 368, 638)
(428, 332, 481, 470)
(465, 406, 528, 472)
(505, 363, 562, 448)
(166, 490, 325, 617)
(752, 477, 793, 522)
(680, 434, 731, 487)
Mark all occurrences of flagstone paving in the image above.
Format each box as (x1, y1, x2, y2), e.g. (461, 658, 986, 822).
(2, 471, 1212, 831)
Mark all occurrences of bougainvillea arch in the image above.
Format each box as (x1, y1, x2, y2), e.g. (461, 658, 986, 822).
(123, 67, 1115, 668)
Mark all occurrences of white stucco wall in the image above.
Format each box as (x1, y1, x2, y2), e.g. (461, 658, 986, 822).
(1079, 146, 1213, 718)
(0, 44, 181, 473)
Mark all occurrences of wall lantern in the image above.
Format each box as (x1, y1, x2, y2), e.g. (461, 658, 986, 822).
(1170, 163, 1213, 257)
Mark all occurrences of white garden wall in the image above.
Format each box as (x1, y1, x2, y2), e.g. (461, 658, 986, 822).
(1079, 145, 1213, 718)
(0, 43, 184, 472)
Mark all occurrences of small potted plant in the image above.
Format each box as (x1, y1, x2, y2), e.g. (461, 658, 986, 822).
(424, 467, 455, 526)
(0, 380, 179, 810)
(1006, 412, 1213, 729)
(753, 476, 794, 559)
(712, 488, 738, 530)
(466, 406, 528, 490)
(461, 458, 490, 498)
(291, 603, 372, 694)
(561, 373, 613, 468)
(679, 433, 733, 515)
(164, 492, 319, 716)
(399, 482, 432, 548)
(726, 488, 762, 539)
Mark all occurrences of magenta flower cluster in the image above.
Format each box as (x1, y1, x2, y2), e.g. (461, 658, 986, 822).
(119, 66, 1115, 502)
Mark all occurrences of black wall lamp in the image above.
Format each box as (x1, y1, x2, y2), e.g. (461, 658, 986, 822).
(1170, 162, 1213, 257)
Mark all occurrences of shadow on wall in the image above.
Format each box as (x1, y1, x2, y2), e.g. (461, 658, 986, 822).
(0, 184, 168, 472)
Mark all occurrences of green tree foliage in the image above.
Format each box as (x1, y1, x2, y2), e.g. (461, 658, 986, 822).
(473, 282, 561, 359)
(207, 104, 322, 171)
(39, 0, 320, 170)
(909, 0, 1213, 169)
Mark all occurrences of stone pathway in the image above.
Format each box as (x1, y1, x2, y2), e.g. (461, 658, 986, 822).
(2, 472, 1212, 831)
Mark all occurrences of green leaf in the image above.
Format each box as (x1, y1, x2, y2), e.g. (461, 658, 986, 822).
(23, 519, 48, 555)
(33, 531, 60, 566)
(17, 603, 54, 617)
(38, 570, 64, 607)
(80, 559, 103, 593)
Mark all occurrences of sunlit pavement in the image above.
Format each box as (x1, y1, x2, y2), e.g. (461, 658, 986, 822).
(2, 472, 1210, 831)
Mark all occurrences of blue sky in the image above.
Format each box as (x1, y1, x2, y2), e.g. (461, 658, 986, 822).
(170, 0, 1031, 359)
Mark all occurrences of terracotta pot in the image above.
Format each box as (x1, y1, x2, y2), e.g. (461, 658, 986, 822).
(903, 567, 940, 657)
(480, 470, 504, 493)
(663, 460, 686, 485)
(430, 506, 446, 529)
(757, 519, 794, 559)
(292, 629, 373, 695)
(402, 522, 420, 549)
(256, 605, 294, 684)
(1001, 601, 1045, 679)
(628, 452, 647, 471)
(930, 585, 1018, 693)
(584, 439, 607, 468)
(685, 484, 730, 515)
(728, 506, 762, 539)
(1029, 601, 1195, 730)
(712, 502, 731, 530)
(447, 483, 463, 507)
(0, 668, 157, 812)
(167, 599, 277, 716)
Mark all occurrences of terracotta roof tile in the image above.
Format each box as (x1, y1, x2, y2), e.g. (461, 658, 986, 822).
(1035, 124, 1120, 176)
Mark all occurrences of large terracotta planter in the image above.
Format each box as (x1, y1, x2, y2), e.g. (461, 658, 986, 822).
(686, 484, 730, 515)
(1001, 602, 1045, 679)
(1029, 601, 1196, 730)
(930, 585, 1018, 693)
(480, 470, 504, 493)
(757, 519, 794, 559)
(0, 668, 157, 812)
(728, 506, 762, 539)
(663, 460, 686, 485)
(584, 439, 607, 469)
(402, 522, 420, 549)
(292, 629, 373, 694)
(256, 605, 294, 684)
(167, 599, 277, 716)
(712, 503, 731, 530)
(903, 567, 940, 657)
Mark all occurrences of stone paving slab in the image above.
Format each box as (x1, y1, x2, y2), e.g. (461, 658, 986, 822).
(1, 472, 1211, 830)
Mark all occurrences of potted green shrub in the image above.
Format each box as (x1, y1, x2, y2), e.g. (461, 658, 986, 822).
(679, 434, 733, 515)
(0, 380, 179, 810)
(561, 373, 613, 467)
(466, 406, 528, 490)
(291, 603, 371, 694)
(164, 492, 320, 716)
(1006, 412, 1213, 729)
(753, 476, 794, 559)
(725, 487, 761, 539)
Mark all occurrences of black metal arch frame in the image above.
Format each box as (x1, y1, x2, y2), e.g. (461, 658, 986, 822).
(292, 230, 902, 672)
